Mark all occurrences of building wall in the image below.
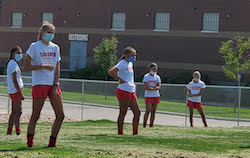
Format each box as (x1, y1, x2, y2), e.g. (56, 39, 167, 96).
(0, 0, 250, 82)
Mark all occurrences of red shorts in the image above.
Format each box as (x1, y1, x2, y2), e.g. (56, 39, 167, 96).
(145, 97, 160, 104)
(32, 85, 62, 99)
(116, 88, 137, 100)
(9, 92, 22, 102)
(187, 100, 203, 109)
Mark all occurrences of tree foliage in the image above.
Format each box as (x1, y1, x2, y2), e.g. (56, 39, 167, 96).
(93, 36, 118, 80)
(219, 36, 250, 81)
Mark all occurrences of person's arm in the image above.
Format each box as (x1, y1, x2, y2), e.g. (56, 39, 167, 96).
(23, 55, 54, 71)
(184, 88, 192, 97)
(51, 61, 60, 97)
(12, 72, 24, 100)
(108, 66, 126, 83)
(144, 82, 155, 90)
(191, 88, 204, 97)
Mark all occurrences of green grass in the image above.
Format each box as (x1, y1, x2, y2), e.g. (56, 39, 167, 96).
(1, 86, 249, 120)
(0, 120, 250, 157)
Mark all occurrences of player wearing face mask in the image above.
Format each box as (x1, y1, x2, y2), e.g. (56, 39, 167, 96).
(184, 71, 208, 127)
(6, 46, 24, 136)
(108, 47, 141, 135)
(142, 63, 161, 128)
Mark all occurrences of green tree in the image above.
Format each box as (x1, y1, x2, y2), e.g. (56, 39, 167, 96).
(219, 36, 250, 115)
(219, 36, 250, 82)
(93, 36, 118, 80)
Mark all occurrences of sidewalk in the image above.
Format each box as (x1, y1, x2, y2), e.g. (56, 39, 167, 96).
(1, 96, 250, 127)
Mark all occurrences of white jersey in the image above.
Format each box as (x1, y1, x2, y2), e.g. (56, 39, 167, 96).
(7, 59, 23, 94)
(26, 41, 61, 86)
(115, 59, 136, 93)
(143, 73, 161, 97)
(186, 80, 206, 103)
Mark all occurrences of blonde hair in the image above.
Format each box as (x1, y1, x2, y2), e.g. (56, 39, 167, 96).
(193, 71, 201, 77)
(37, 21, 55, 41)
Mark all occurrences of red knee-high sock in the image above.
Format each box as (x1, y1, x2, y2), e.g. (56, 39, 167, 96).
(133, 128, 138, 135)
(143, 122, 146, 128)
(48, 136, 57, 148)
(7, 127, 12, 135)
(16, 127, 21, 135)
(118, 129, 123, 135)
(149, 123, 153, 127)
(27, 134, 34, 148)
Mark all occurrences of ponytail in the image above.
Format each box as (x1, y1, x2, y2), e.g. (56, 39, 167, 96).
(118, 46, 135, 62)
(6, 46, 21, 68)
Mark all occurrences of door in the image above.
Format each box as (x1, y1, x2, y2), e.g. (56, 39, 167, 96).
(69, 41, 87, 70)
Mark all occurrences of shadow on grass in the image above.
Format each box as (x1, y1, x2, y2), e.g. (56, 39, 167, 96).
(0, 146, 49, 152)
(239, 146, 250, 149)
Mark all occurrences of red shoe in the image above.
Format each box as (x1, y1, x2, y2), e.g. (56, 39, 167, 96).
(48, 136, 57, 148)
(16, 127, 21, 135)
(118, 129, 123, 135)
(133, 128, 138, 135)
(7, 127, 12, 135)
(27, 134, 34, 148)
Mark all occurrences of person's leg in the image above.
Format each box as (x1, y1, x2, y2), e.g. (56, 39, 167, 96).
(143, 102, 152, 128)
(48, 94, 65, 147)
(150, 103, 158, 127)
(189, 107, 194, 127)
(117, 100, 129, 135)
(197, 108, 208, 127)
(27, 98, 45, 147)
(7, 101, 16, 135)
(129, 99, 141, 135)
(13, 100, 22, 135)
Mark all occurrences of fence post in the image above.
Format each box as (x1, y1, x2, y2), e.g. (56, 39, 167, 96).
(81, 81, 85, 121)
(185, 96, 188, 127)
(104, 82, 107, 100)
(237, 86, 241, 127)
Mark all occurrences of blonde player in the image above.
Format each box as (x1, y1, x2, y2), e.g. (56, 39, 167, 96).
(108, 47, 141, 135)
(143, 63, 161, 128)
(24, 21, 64, 148)
(184, 71, 208, 127)
(6, 46, 24, 135)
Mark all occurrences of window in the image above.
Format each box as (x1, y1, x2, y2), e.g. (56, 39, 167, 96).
(42, 12, 53, 24)
(112, 13, 126, 30)
(12, 12, 22, 28)
(202, 13, 219, 32)
(154, 13, 170, 31)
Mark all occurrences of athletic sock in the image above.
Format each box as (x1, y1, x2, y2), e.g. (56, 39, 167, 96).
(118, 129, 123, 135)
(7, 127, 12, 135)
(143, 122, 146, 128)
(133, 128, 138, 135)
(48, 136, 57, 148)
(149, 123, 153, 127)
(27, 134, 34, 148)
(15, 127, 21, 135)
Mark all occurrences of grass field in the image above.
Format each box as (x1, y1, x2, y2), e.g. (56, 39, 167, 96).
(1, 86, 250, 120)
(0, 120, 250, 158)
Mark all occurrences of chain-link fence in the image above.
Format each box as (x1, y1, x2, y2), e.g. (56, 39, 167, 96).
(0, 75, 250, 126)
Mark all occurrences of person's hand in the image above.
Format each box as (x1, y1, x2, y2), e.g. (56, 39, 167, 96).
(51, 86, 60, 98)
(42, 64, 54, 71)
(119, 79, 126, 84)
(20, 93, 25, 100)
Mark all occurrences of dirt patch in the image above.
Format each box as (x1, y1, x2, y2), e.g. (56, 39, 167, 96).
(0, 114, 79, 123)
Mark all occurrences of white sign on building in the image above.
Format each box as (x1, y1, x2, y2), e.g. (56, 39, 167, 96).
(68, 34, 88, 41)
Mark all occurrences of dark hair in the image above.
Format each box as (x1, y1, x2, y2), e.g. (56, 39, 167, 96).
(119, 46, 135, 61)
(149, 63, 158, 69)
(6, 46, 21, 68)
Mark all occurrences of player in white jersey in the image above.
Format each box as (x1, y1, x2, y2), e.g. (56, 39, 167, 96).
(143, 63, 161, 128)
(184, 71, 208, 127)
(108, 47, 140, 135)
(6, 46, 24, 135)
(24, 21, 64, 148)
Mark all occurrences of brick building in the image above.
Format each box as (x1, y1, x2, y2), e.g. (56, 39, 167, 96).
(0, 0, 250, 83)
